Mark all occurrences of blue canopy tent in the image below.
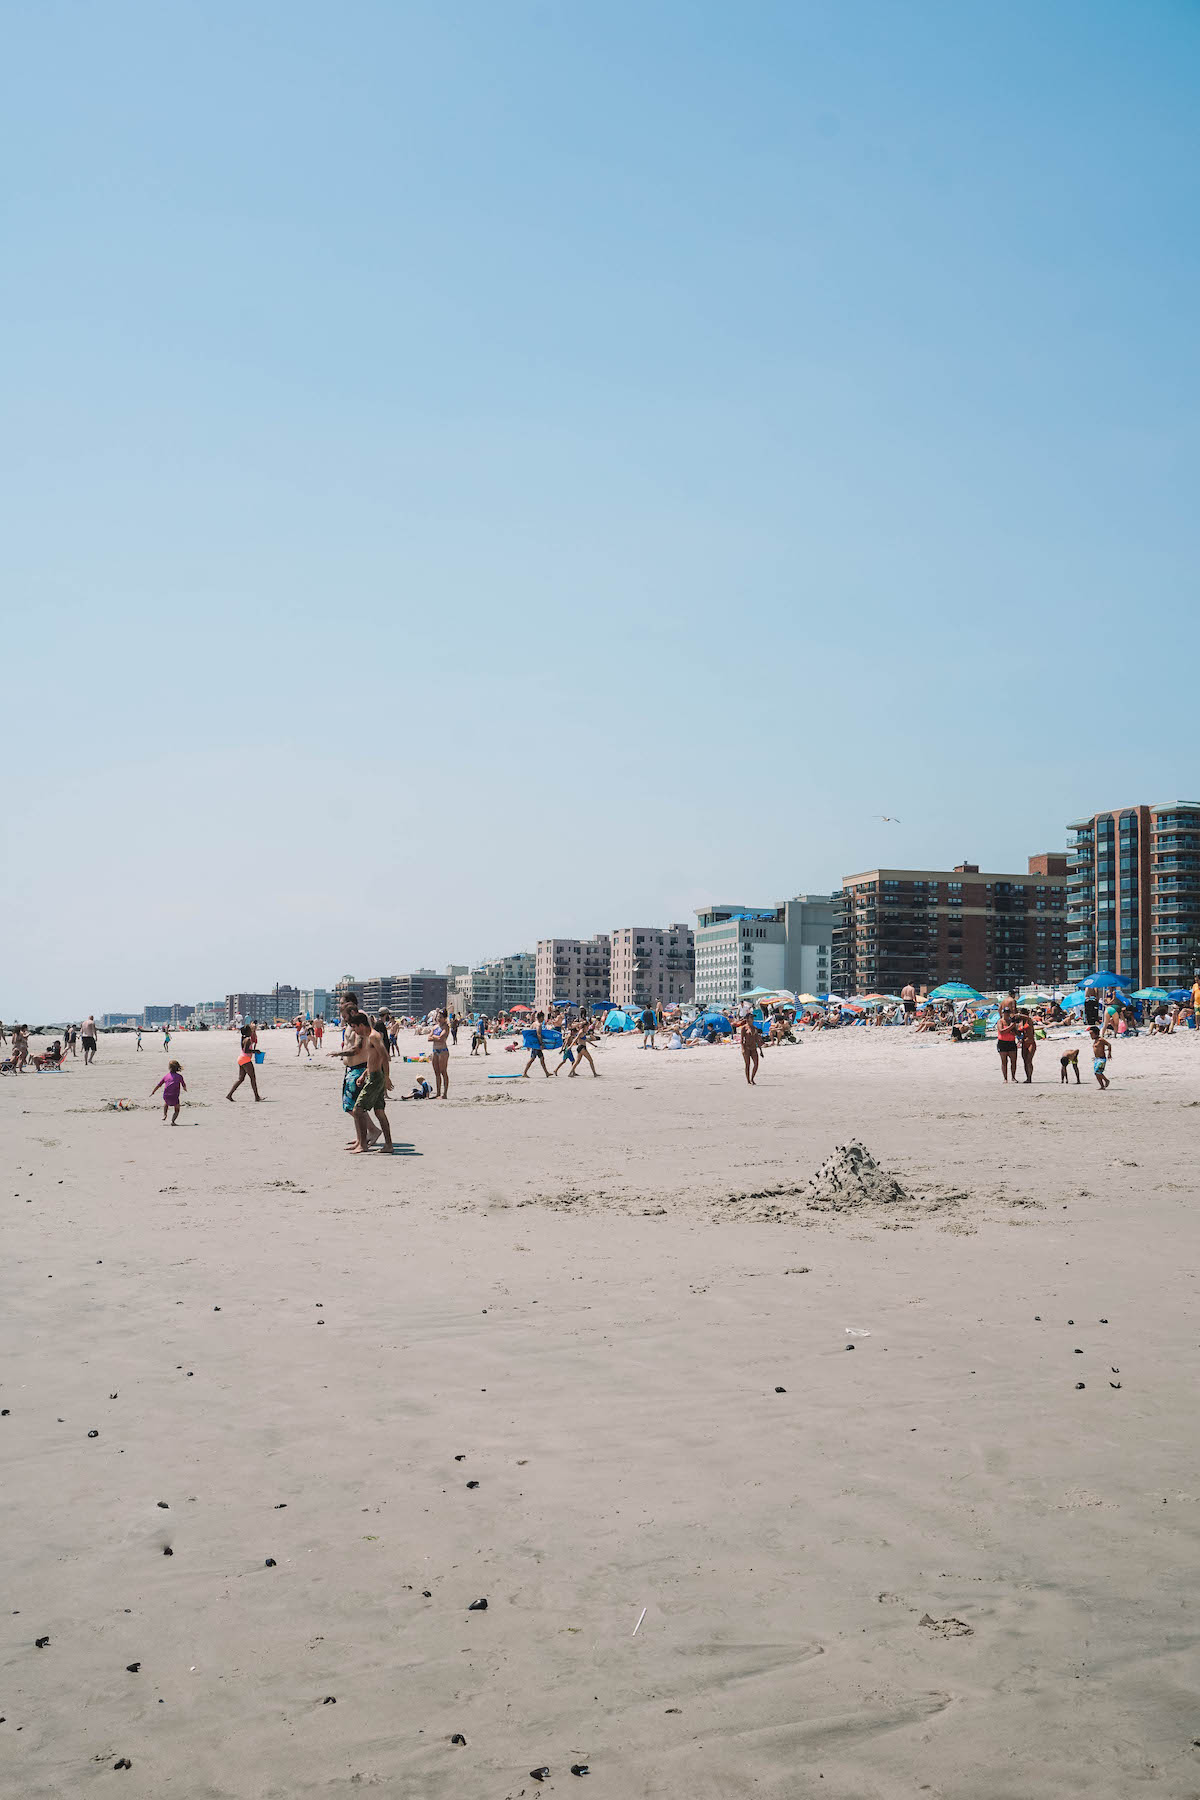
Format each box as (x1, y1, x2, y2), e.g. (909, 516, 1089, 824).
(602, 1009, 637, 1032)
(684, 1010, 733, 1039)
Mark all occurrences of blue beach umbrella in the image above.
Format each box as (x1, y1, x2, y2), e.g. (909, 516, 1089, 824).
(1080, 971, 1125, 989)
(928, 981, 985, 1001)
(1131, 987, 1169, 1002)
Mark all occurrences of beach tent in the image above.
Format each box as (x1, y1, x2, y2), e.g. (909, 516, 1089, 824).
(928, 982, 985, 1001)
(684, 1010, 733, 1038)
(603, 1009, 637, 1031)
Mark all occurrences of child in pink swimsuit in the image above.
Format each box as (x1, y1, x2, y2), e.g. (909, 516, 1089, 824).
(152, 1060, 187, 1124)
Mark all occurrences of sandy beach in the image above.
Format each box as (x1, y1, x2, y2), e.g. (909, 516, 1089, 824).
(4, 1023, 1200, 1798)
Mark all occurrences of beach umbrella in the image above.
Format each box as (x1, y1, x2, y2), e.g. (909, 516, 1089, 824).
(1168, 988, 1191, 1003)
(739, 985, 777, 999)
(1131, 987, 1169, 1001)
(928, 981, 984, 1001)
(795, 993, 820, 1005)
(1080, 971, 1125, 989)
(509, 1003, 531, 1013)
(1058, 990, 1085, 1009)
(1018, 991, 1052, 1005)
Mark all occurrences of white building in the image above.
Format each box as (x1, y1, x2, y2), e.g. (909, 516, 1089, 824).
(694, 896, 833, 1010)
(299, 989, 330, 1020)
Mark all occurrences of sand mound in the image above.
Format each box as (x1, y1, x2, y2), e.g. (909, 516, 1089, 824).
(803, 1140, 913, 1210)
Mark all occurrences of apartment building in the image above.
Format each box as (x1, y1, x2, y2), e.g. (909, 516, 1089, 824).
(534, 935, 611, 1013)
(451, 952, 536, 1017)
(329, 972, 448, 1019)
(832, 860, 1067, 995)
(1066, 802, 1200, 988)
(298, 988, 330, 1020)
(609, 924, 695, 1008)
(694, 896, 833, 1011)
(223, 984, 301, 1023)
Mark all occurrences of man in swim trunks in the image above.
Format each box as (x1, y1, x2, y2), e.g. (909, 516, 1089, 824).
(331, 992, 373, 1145)
(81, 1014, 98, 1064)
(349, 1013, 393, 1153)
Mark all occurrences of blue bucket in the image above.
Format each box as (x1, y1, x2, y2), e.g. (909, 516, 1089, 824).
(253, 1050, 265, 1065)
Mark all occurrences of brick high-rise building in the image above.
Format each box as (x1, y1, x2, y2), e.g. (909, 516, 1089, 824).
(832, 859, 1068, 996)
(609, 924, 695, 1009)
(534, 935, 611, 1013)
(1066, 802, 1200, 989)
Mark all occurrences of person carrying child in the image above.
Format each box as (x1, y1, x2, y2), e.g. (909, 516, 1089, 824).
(152, 1060, 187, 1123)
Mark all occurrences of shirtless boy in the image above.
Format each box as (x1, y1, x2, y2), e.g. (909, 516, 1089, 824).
(349, 1013, 394, 1153)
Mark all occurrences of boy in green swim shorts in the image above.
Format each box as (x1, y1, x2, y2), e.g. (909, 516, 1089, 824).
(351, 1014, 394, 1153)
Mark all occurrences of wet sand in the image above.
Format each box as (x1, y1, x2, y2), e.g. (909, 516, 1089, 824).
(3, 1023, 1200, 1798)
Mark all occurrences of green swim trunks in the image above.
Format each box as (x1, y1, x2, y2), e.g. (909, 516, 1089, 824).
(352, 1067, 387, 1112)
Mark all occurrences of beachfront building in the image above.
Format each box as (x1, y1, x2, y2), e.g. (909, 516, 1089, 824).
(143, 1004, 182, 1026)
(298, 988, 330, 1020)
(535, 935, 611, 1013)
(223, 984, 301, 1024)
(192, 1001, 227, 1029)
(328, 972, 448, 1019)
(609, 925, 695, 1009)
(1066, 802, 1200, 989)
(453, 952, 536, 1017)
(832, 859, 1068, 996)
(694, 897, 833, 1011)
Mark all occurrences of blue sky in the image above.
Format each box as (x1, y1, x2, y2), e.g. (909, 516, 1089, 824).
(4, 0, 1199, 1017)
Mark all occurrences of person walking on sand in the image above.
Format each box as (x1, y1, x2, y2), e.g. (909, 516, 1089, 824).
(227, 1023, 263, 1102)
(331, 993, 372, 1144)
(429, 1009, 451, 1097)
(477, 1014, 489, 1056)
(136, 1027, 143, 1052)
(348, 1014, 393, 1153)
(81, 1014, 98, 1065)
(739, 1012, 763, 1085)
(1093, 1032, 1112, 1090)
(522, 1012, 554, 1078)
(152, 1059, 187, 1124)
(566, 1015, 599, 1078)
(640, 1005, 657, 1050)
(297, 1020, 314, 1058)
(1017, 1008, 1038, 1084)
(901, 982, 916, 1021)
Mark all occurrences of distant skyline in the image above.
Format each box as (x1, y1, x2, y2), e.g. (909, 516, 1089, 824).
(4, 1, 1199, 1019)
